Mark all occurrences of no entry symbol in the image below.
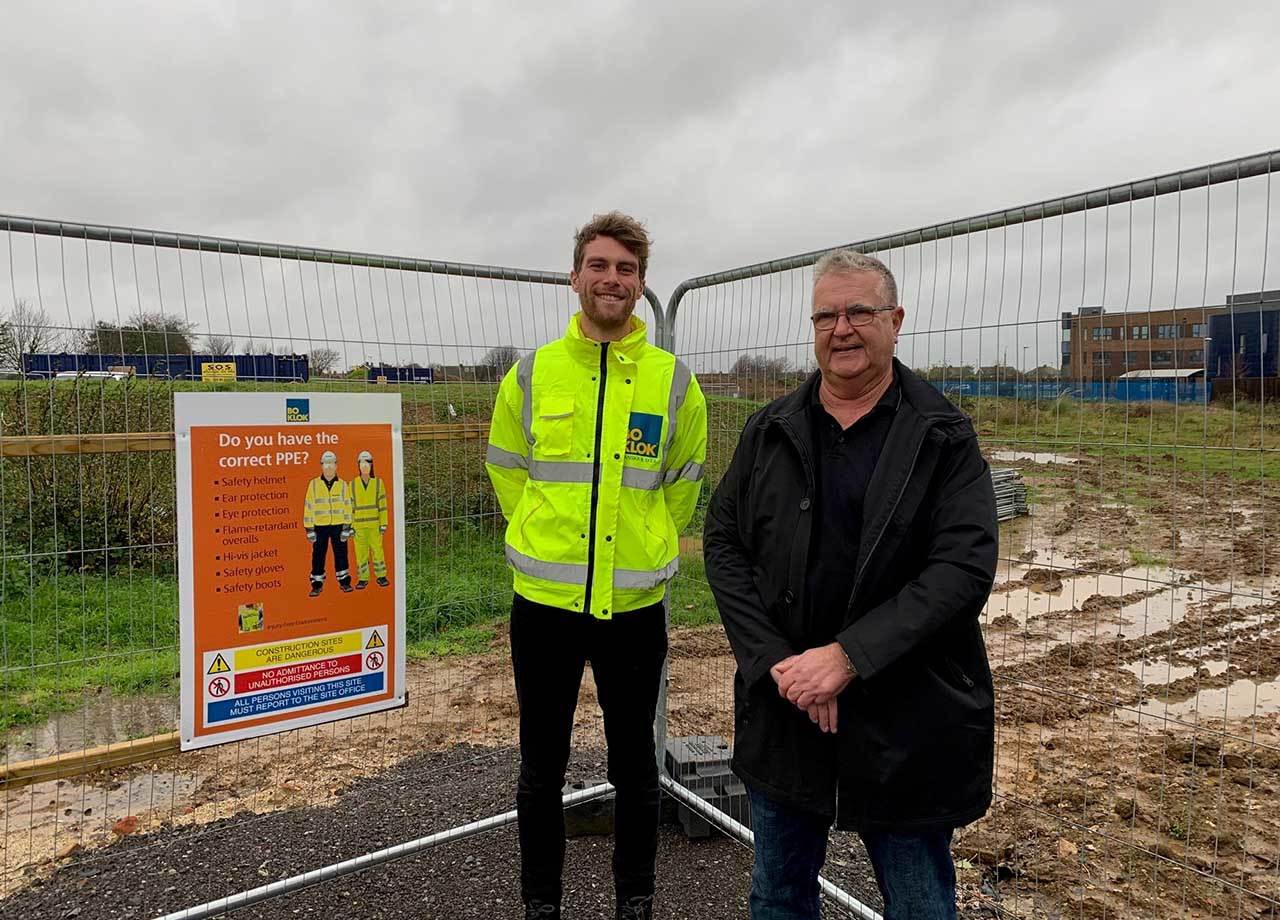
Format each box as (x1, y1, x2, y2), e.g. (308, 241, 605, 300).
(365, 651, 385, 671)
(208, 676, 231, 698)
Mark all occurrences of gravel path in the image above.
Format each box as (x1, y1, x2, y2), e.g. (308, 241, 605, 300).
(6, 745, 898, 919)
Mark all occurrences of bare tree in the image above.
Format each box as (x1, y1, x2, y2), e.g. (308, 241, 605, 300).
(203, 334, 235, 355)
(730, 354, 789, 376)
(0, 299, 65, 367)
(309, 347, 341, 375)
(482, 345, 521, 377)
(241, 340, 277, 355)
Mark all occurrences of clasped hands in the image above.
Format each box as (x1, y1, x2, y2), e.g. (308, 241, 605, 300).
(770, 642, 854, 734)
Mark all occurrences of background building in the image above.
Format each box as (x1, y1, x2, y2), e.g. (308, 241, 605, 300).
(1062, 305, 1221, 381)
(1207, 289, 1280, 380)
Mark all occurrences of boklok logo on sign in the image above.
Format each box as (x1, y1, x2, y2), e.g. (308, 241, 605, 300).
(626, 412, 662, 462)
(285, 398, 310, 423)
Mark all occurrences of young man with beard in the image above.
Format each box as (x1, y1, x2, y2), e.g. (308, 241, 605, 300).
(486, 212, 707, 920)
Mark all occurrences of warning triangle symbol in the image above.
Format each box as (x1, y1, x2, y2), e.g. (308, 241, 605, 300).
(365, 630, 385, 650)
(207, 653, 231, 675)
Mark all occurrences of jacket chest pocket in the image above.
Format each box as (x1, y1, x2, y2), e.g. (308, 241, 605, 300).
(534, 394, 576, 458)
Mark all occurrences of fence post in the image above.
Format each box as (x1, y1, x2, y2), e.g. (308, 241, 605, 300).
(649, 285, 672, 774)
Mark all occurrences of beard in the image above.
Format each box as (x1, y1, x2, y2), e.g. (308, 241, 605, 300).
(579, 287, 636, 332)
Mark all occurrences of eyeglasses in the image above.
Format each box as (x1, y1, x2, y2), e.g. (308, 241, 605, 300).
(810, 304, 897, 331)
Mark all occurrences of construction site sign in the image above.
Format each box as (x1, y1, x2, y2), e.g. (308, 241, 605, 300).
(176, 393, 405, 750)
(201, 361, 238, 382)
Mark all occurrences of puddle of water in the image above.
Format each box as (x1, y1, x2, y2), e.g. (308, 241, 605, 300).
(985, 565, 1278, 641)
(992, 450, 1079, 465)
(1122, 658, 1231, 686)
(2, 692, 176, 763)
(986, 568, 1186, 634)
(1124, 677, 1280, 722)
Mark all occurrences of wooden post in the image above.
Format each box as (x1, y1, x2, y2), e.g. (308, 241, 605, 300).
(0, 732, 180, 791)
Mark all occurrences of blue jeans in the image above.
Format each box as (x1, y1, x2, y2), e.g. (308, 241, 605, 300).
(747, 787, 957, 920)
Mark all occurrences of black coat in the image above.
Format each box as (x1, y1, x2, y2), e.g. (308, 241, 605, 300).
(703, 360, 998, 832)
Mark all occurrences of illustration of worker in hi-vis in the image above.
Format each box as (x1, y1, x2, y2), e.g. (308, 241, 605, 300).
(349, 449, 389, 589)
(303, 450, 354, 596)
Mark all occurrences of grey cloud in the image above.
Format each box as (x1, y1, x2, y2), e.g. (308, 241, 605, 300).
(2, 0, 1278, 359)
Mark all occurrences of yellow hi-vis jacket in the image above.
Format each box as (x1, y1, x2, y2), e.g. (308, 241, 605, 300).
(486, 314, 707, 619)
(303, 477, 353, 529)
(350, 476, 388, 528)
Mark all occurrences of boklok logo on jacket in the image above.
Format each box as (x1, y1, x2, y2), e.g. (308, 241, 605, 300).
(626, 412, 662, 462)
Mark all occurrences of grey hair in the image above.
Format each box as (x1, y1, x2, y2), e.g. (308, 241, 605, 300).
(812, 249, 898, 304)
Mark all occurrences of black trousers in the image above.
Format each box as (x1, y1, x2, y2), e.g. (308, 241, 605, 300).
(310, 524, 351, 587)
(510, 593, 668, 907)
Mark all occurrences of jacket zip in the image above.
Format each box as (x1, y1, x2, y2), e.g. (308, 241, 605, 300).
(847, 428, 930, 613)
(582, 343, 610, 614)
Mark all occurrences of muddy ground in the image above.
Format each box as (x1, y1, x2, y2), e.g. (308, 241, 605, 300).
(968, 450, 1280, 919)
(4, 450, 1280, 918)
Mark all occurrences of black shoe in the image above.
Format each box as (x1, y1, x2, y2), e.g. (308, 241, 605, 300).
(376, 576, 389, 587)
(355, 580, 368, 591)
(617, 895, 653, 920)
(339, 582, 353, 593)
(524, 901, 559, 919)
(309, 584, 322, 597)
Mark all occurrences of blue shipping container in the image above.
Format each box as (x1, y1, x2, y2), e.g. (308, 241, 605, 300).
(367, 365, 434, 384)
(22, 353, 310, 382)
(930, 378, 1210, 403)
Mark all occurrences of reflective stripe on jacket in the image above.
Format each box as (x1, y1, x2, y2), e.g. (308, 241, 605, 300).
(303, 477, 353, 528)
(350, 476, 388, 528)
(485, 314, 707, 618)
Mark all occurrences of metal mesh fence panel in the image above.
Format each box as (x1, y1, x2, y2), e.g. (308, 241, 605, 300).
(0, 215, 665, 911)
(664, 151, 1280, 918)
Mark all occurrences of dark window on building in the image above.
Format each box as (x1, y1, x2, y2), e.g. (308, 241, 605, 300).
(1092, 351, 1111, 365)
(1186, 349, 1204, 364)
(1151, 350, 1174, 365)
(1125, 351, 1142, 365)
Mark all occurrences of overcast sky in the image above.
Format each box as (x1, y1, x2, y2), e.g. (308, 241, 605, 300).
(2, 0, 1279, 370)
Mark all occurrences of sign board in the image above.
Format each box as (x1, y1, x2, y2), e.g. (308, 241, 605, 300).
(176, 393, 405, 750)
(201, 361, 238, 382)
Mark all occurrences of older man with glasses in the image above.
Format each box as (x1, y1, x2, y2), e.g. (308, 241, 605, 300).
(704, 250, 998, 919)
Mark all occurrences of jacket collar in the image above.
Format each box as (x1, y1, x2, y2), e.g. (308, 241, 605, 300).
(562, 312, 649, 365)
(766, 358, 966, 432)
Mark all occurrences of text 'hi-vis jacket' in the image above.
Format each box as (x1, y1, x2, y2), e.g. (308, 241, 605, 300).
(486, 314, 707, 619)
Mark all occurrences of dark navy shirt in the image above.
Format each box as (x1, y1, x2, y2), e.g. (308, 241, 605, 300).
(805, 372, 900, 641)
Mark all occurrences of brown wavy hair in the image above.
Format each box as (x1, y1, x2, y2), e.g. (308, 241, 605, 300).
(572, 211, 650, 281)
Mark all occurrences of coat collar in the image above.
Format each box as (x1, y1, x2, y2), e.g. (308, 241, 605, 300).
(562, 312, 649, 366)
(766, 359, 967, 431)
